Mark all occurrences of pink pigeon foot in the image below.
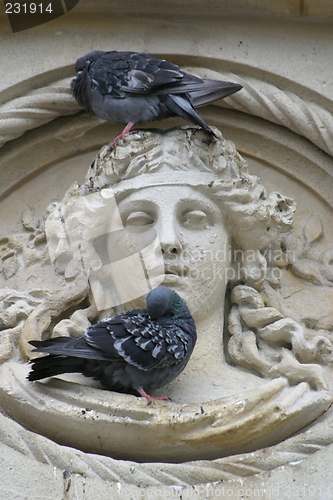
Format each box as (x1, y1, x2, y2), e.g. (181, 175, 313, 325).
(137, 387, 170, 405)
(110, 121, 136, 149)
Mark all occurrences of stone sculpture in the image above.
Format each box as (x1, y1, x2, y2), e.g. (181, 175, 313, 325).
(0, 125, 332, 474)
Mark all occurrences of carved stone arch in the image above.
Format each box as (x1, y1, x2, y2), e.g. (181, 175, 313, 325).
(1, 60, 333, 154)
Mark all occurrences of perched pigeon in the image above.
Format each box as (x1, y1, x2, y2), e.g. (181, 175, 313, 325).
(71, 50, 242, 146)
(28, 286, 197, 403)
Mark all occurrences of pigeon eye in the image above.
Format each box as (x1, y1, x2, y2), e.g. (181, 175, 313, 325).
(125, 211, 154, 227)
(182, 210, 208, 228)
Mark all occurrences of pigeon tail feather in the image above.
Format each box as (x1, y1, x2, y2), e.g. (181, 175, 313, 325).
(165, 94, 217, 136)
(190, 80, 243, 107)
(28, 354, 85, 381)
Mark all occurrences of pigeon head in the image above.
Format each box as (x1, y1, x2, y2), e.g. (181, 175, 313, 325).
(74, 50, 106, 72)
(146, 286, 189, 320)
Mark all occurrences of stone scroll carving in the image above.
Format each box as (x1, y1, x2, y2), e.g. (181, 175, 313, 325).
(0, 126, 332, 477)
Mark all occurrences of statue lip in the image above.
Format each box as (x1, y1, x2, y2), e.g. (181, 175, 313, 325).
(161, 265, 188, 285)
(164, 264, 188, 277)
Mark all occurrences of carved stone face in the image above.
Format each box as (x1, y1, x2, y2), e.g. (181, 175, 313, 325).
(113, 184, 231, 315)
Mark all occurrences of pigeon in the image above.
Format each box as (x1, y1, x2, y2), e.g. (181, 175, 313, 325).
(71, 50, 242, 147)
(28, 286, 197, 403)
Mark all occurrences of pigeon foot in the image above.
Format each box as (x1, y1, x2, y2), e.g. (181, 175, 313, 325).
(110, 121, 136, 149)
(137, 387, 170, 405)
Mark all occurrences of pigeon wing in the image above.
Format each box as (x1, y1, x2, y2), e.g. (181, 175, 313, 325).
(87, 51, 198, 97)
(85, 312, 190, 371)
(28, 310, 144, 361)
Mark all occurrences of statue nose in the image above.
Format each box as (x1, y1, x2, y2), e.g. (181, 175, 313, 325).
(161, 244, 180, 256)
(158, 219, 182, 256)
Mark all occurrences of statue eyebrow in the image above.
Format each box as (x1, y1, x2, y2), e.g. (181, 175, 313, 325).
(117, 199, 156, 213)
(176, 197, 218, 213)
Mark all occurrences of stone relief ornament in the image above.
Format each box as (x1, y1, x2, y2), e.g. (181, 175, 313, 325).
(0, 126, 332, 477)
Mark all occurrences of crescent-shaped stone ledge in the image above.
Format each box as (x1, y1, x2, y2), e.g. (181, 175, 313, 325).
(1, 362, 331, 463)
